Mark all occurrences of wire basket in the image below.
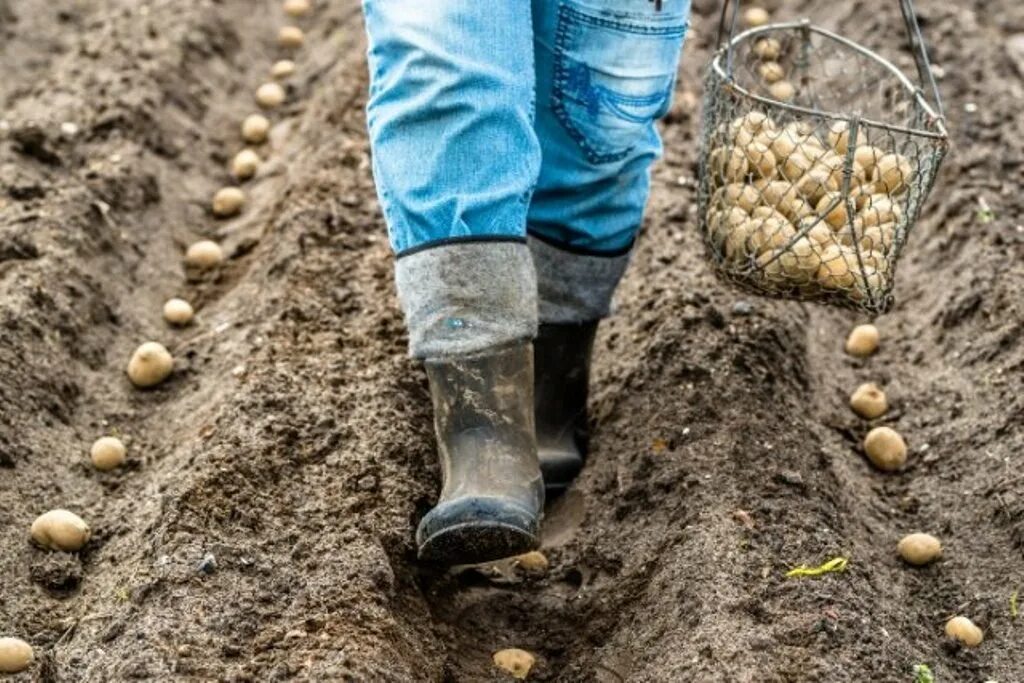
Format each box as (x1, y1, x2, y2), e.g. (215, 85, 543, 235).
(697, 0, 949, 314)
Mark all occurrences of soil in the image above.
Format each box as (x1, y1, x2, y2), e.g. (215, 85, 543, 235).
(1, 0, 1022, 681)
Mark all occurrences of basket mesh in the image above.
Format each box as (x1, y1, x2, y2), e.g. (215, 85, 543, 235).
(697, 23, 948, 314)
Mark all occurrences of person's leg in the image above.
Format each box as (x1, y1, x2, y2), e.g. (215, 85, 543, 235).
(529, 0, 691, 491)
(363, 1, 544, 563)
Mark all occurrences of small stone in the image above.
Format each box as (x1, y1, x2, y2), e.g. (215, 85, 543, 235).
(196, 553, 217, 575)
(775, 470, 804, 487)
(60, 122, 79, 137)
(731, 300, 754, 316)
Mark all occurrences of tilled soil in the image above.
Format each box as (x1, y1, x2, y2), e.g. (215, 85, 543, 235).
(1, 0, 1022, 681)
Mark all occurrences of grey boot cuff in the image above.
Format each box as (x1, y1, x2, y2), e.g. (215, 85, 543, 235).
(528, 236, 632, 324)
(395, 240, 538, 359)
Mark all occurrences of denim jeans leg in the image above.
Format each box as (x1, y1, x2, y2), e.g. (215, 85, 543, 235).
(362, 1, 542, 358)
(529, 0, 690, 323)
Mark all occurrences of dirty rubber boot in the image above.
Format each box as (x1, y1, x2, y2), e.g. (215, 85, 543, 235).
(417, 342, 545, 565)
(533, 322, 597, 495)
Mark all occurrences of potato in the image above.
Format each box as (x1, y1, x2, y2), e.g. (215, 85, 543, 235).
(185, 240, 224, 269)
(769, 124, 815, 160)
(873, 153, 913, 195)
(785, 236, 820, 277)
(757, 180, 798, 213)
(858, 195, 901, 228)
(826, 121, 851, 155)
(256, 82, 286, 108)
(756, 249, 788, 283)
(163, 298, 194, 326)
(945, 617, 983, 647)
(753, 37, 781, 60)
(794, 168, 837, 204)
(803, 220, 836, 247)
(816, 245, 855, 289)
(816, 192, 851, 229)
(851, 266, 887, 301)
(749, 217, 795, 255)
(750, 206, 788, 224)
(731, 112, 773, 136)
(493, 649, 536, 680)
(515, 551, 549, 574)
(863, 426, 906, 471)
(282, 0, 311, 17)
(231, 149, 261, 180)
(271, 60, 296, 81)
(781, 152, 813, 182)
(850, 382, 887, 419)
(90, 436, 126, 471)
(769, 80, 795, 102)
(897, 533, 941, 566)
(241, 114, 270, 143)
(758, 61, 785, 84)
(858, 225, 894, 252)
(743, 7, 770, 27)
(861, 250, 889, 273)
(278, 26, 305, 49)
(31, 509, 90, 552)
(709, 146, 749, 182)
(718, 183, 760, 212)
(845, 323, 879, 356)
(213, 187, 246, 217)
(724, 220, 757, 261)
(853, 145, 885, 175)
(743, 141, 776, 178)
(0, 637, 33, 674)
(127, 341, 174, 388)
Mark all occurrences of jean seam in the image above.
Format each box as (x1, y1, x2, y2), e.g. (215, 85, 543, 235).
(561, 4, 688, 36)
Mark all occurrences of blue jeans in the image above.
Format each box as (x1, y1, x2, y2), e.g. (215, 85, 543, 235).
(363, 0, 690, 358)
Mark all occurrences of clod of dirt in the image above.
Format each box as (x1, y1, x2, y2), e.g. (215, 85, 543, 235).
(493, 648, 536, 680)
(271, 59, 296, 79)
(850, 382, 888, 419)
(212, 187, 246, 217)
(0, 637, 34, 674)
(863, 426, 907, 471)
(241, 114, 270, 143)
(278, 26, 305, 49)
(897, 533, 942, 566)
(30, 551, 83, 591)
(945, 616, 983, 647)
(743, 7, 769, 27)
(184, 240, 224, 269)
(845, 324, 880, 357)
(163, 298, 195, 326)
(127, 342, 174, 388)
(514, 551, 549, 575)
(90, 436, 126, 471)
(282, 0, 311, 17)
(30, 509, 91, 552)
(231, 149, 261, 180)
(256, 82, 286, 109)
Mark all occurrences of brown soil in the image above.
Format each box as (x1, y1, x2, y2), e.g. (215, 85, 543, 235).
(1, 0, 1022, 680)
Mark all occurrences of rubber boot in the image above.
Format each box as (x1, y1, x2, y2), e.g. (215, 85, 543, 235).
(416, 342, 545, 565)
(533, 322, 597, 495)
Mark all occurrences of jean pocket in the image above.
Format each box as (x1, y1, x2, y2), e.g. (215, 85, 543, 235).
(551, 1, 688, 165)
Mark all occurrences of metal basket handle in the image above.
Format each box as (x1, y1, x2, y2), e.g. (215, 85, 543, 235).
(714, 0, 945, 118)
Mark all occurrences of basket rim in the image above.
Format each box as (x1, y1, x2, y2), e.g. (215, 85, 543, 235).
(711, 21, 949, 141)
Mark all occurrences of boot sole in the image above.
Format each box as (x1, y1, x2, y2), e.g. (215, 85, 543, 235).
(418, 521, 538, 565)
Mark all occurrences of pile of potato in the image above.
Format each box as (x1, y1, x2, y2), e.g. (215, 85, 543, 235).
(705, 112, 912, 304)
